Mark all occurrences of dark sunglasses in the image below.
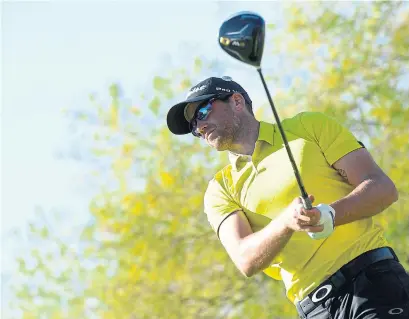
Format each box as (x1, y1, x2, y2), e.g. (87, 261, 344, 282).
(190, 94, 233, 138)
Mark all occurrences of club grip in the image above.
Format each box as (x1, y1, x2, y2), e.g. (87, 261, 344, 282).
(302, 196, 313, 210)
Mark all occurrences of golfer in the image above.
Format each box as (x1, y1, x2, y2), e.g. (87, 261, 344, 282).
(166, 76, 409, 318)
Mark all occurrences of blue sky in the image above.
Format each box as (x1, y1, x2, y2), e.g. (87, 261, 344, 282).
(3, 1, 288, 235)
(2, 1, 289, 314)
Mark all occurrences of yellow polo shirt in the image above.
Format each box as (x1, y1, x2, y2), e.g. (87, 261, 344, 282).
(204, 111, 387, 304)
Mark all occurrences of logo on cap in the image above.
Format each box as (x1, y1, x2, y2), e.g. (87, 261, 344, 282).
(186, 84, 208, 98)
(216, 87, 237, 93)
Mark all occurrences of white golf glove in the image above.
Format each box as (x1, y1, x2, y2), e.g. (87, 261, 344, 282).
(308, 204, 336, 240)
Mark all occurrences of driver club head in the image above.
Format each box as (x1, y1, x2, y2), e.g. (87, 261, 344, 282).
(219, 11, 265, 68)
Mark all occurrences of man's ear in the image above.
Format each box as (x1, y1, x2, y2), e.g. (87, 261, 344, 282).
(232, 93, 245, 110)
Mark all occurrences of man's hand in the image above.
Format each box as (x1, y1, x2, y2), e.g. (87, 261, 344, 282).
(279, 195, 324, 233)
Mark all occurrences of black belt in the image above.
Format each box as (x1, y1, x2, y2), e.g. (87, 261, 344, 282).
(296, 247, 399, 317)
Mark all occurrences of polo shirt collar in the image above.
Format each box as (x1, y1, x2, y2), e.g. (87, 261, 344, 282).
(258, 121, 276, 145)
(228, 121, 276, 170)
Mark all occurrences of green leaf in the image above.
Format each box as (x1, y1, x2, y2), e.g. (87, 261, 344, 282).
(267, 23, 276, 30)
(149, 96, 161, 115)
(194, 58, 202, 73)
(109, 84, 121, 99)
(152, 76, 170, 91)
(39, 227, 49, 238)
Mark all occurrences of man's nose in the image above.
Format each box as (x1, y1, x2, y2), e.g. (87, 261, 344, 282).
(196, 119, 208, 135)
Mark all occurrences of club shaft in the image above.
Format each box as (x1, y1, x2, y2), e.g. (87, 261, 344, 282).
(256, 68, 312, 210)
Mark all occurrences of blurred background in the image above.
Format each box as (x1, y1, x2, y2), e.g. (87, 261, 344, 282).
(2, 1, 408, 318)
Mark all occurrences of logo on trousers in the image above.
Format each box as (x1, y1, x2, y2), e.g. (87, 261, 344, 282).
(311, 285, 333, 303)
(388, 308, 403, 315)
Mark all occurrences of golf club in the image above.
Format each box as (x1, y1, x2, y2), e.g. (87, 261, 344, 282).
(219, 11, 313, 210)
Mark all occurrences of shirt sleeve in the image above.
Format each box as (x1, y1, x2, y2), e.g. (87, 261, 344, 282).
(204, 170, 242, 237)
(299, 112, 363, 165)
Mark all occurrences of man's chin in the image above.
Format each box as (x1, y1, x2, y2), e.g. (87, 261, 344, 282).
(208, 138, 229, 152)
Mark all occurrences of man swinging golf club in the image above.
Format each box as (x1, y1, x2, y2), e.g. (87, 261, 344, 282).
(166, 12, 409, 319)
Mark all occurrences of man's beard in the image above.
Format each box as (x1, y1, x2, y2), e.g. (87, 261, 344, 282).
(207, 116, 241, 151)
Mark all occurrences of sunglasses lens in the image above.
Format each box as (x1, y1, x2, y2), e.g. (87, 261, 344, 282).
(196, 104, 212, 121)
(197, 109, 209, 120)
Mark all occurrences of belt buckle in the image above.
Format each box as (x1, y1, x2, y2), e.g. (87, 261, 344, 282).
(298, 286, 332, 317)
(298, 270, 346, 316)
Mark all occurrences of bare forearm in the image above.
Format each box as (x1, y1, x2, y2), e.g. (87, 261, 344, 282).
(238, 217, 294, 277)
(331, 174, 398, 226)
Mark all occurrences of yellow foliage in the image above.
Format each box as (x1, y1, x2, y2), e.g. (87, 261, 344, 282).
(92, 147, 116, 157)
(392, 21, 409, 49)
(287, 39, 308, 52)
(329, 48, 338, 59)
(190, 194, 203, 207)
(147, 194, 156, 209)
(130, 201, 143, 216)
(254, 106, 266, 121)
(169, 219, 179, 232)
(179, 78, 192, 91)
(132, 241, 147, 255)
(109, 106, 119, 129)
(89, 205, 104, 216)
(310, 30, 320, 44)
(287, 8, 306, 31)
(112, 157, 132, 172)
(149, 96, 161, 115)
(181, 207, 190, 217)
(194, 57, 202, 74)
(370, 107, 389, 120)
(121, 193, 135, 206)
(116, 287, 125, 297)
(130, 106, 140, 115)
(365, 17, 378, 28)
(282, 301, 296, 315)
(292, 76, 303, 88)
(341, 58, 353, 70)
(147, 271, 158, 281)
(121, 143, 135, 156)
(160, 171, 175, 186)
(325, 73, 340, 89)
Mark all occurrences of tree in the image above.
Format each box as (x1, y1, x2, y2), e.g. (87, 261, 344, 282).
(269, 1, 409, 264)
(8, 2, 408, 319)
